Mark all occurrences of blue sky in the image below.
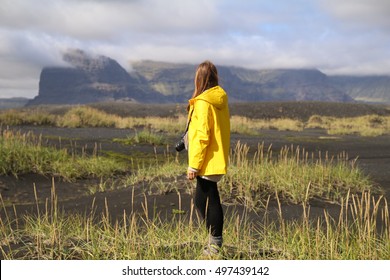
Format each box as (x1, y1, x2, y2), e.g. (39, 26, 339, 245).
(0, 0, 389, 98)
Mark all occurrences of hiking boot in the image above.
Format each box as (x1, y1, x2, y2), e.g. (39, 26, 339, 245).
(203, 243, 221, 256)
(203, 235, 222, 256)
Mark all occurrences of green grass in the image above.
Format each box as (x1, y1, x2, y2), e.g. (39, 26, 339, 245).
(1, 184, 388, 260)
(0, 129, 126, 181)
(114, 130, 167, 145)
(222, 142, 375, 208)
(122, 154, 189, 195)
(103, 139, 377, 207)
(0, 128, 378, 204)
(0, 117, 388, 259)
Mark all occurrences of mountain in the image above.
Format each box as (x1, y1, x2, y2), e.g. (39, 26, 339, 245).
(217, 67, 351, 102)
(130, 61, 197, 103)
(26, 50, 389, 106)
(330, 75, 390, 103)
(130, 61, 352, 103)
(27, 50, 163, 106)
(0, 97, 30, 109)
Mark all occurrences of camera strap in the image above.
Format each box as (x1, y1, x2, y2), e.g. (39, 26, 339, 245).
(183, 107, 194, 135)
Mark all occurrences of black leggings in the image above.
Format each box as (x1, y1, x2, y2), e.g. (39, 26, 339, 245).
(195, 176, 224, 237)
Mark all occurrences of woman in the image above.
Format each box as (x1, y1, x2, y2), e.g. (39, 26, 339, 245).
(186, 60, 230, 255)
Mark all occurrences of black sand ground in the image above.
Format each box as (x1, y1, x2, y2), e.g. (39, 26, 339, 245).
(1, 125, 389, 227)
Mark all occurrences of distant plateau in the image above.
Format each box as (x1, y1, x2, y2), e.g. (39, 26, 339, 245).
(2, 49, 390, 108)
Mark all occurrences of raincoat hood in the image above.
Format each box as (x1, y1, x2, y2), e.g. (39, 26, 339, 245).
(192, 86, 227, 110)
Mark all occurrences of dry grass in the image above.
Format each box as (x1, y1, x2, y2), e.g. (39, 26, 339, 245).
(1, 183, 388, 260)
(0, 121, 388, 259)
(1, 105, 389, 136)
(223, 141, 375, 208)
(307, 115, 390, 136)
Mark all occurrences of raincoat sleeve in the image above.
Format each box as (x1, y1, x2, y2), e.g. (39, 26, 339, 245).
(188, 100, 211, 171)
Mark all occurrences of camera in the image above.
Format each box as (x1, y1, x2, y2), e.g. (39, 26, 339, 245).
(175, 137, 185, 152)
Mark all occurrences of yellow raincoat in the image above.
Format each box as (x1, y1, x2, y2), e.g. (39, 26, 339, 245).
(187, 86, 230, 176)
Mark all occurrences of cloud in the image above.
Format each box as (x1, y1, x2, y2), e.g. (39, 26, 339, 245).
(0, 0, 220, 39)
(319, 0, 390, 31)
(0, 0, 389, 98)
(315, 0, 390, 74)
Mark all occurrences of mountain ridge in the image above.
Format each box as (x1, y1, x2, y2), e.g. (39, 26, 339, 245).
(330, 75, 390, 103)
(26, 50, 390, 105)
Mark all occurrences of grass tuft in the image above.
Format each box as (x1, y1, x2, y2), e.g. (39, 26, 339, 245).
(0, 129, 125, 181)
(1, 184, 388, 260)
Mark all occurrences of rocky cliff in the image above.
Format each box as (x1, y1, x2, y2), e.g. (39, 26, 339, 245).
(130, 61, 353, 103)
(27, 50, 389, 106)
(27, 50, 163, 105)
(330, 75, 390, 103)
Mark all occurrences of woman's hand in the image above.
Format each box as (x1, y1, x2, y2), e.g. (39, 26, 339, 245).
(187, 168, 198, 180)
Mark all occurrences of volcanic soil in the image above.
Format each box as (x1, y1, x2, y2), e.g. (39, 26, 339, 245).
(1, 126, 389, 226)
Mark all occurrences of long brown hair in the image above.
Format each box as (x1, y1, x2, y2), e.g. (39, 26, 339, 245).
(191, 60, 219, 99)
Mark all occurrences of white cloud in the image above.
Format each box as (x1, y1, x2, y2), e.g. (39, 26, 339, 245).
(0, 0, 389, 98)
(0, 77, 37, 98)
(0, 0, 220, 39)
(319, 0, 390, 31)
